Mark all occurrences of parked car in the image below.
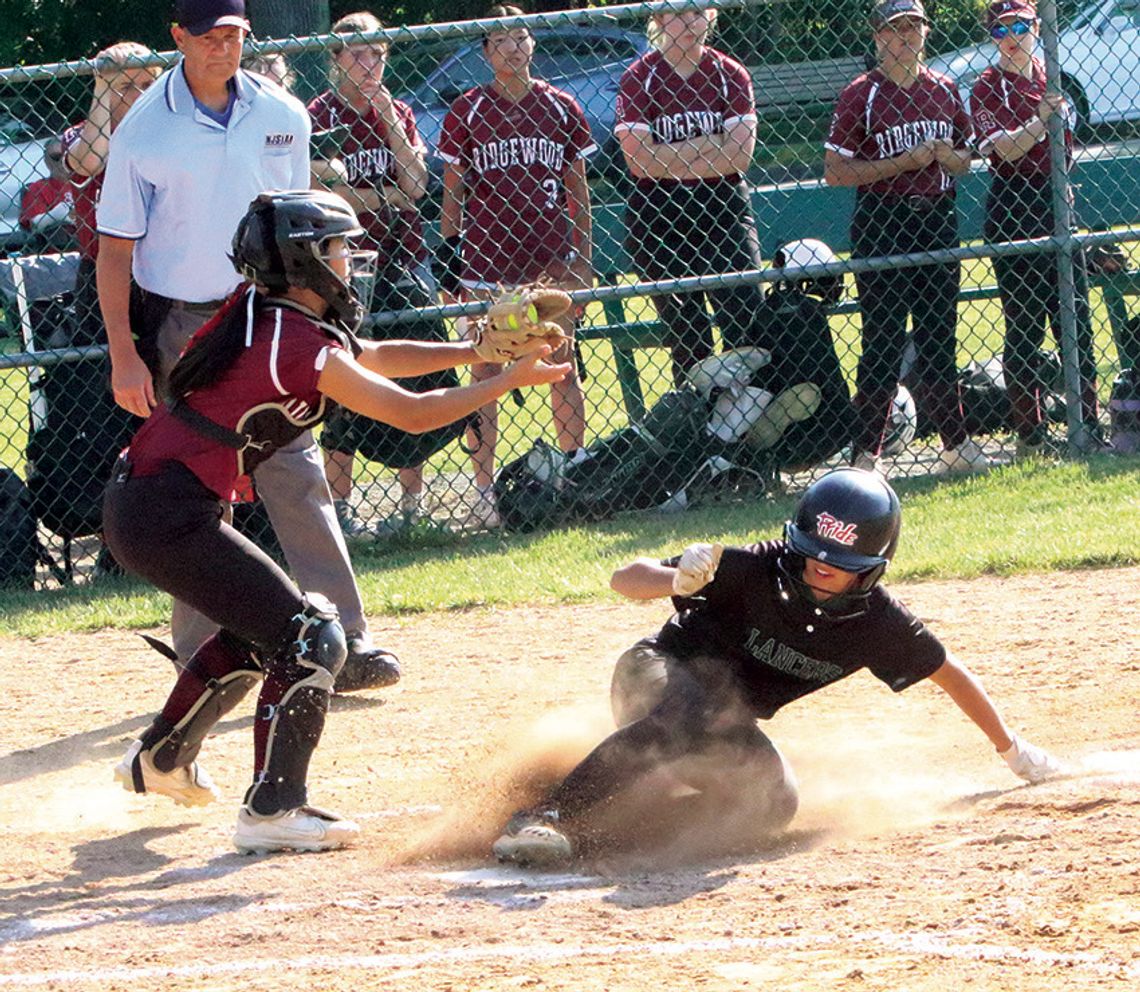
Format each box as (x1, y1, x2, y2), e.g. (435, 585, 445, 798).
(0, 114, 51, 251)
(926, 0, 1140, 135)
(395, 23, 650, 187)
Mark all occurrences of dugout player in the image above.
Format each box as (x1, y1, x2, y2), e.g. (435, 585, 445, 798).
(971, 0, 1102, 458)
(309, 11, 446, 536)
(63, 41, 159, 344)
(106, 190, 570, 852)
(437, 4, 593, 530)
(492, 467, 1062, 867)
(616, 5, 761, 388)
(825, 0, 990, 476)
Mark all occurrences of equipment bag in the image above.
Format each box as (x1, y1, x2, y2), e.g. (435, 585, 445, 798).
(0, 468, 40, 589)
(494, 388, 709, 532)
(25, 357, 139, 540)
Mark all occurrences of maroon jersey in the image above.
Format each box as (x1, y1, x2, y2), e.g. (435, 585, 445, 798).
(438, 80, 595, 284)
(127, 303, 344, 499)
(657, 541, 945, 719)
(826, 67, 972, 198)
(971, 60, 1072, 179)
(615, 46, 755, 185)
(307, 91, 426, 264)
(61, 122, 100, 261)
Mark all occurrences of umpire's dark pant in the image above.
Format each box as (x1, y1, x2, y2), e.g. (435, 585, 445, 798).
(851, 192, 967, 453)
(986, 176, 1099, 441)
(627, 178, 763, 387)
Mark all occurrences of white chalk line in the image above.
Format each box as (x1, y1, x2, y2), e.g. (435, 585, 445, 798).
(1, 920, 1137, 986)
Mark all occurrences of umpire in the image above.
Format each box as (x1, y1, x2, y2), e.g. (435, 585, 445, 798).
(825, 0, 988, 475)
(96, 0, 397, 691)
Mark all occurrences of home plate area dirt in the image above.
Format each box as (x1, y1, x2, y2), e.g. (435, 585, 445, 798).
(1, 568, 1138, 991)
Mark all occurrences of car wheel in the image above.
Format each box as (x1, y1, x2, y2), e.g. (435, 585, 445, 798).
(1060, 76, 1090, 142)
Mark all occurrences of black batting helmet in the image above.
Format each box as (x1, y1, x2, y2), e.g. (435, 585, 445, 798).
(231, 189, 372, 333)
(779, 468, 901, 615)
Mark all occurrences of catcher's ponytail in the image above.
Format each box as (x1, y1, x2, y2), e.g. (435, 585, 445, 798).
(168, 285, 264, 400)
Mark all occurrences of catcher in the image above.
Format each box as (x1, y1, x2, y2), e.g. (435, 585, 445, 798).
(104, 189, 569, 853)
(492, 467, 1063, 867)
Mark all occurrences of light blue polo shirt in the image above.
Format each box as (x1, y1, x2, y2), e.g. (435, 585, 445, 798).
(97, 61, 311, 302)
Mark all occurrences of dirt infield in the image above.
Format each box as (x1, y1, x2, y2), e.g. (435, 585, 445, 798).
(1, 568, 1138, 991)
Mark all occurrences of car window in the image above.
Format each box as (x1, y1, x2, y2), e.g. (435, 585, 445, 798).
(421, 45, 494, 105)
(413, 31, 643, 107)
(532, 35, 642, 80)
(1106, 0, 1140, 27)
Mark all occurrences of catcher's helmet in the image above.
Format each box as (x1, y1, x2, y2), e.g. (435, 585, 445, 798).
(231, 190, 373, 333)
(881, 384, 917, 456)
(779, 467, 901, 616)
(773, 238, 844, 306)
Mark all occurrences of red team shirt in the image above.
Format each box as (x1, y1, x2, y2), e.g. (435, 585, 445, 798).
(60, 122, 100, 260)
(307, 92, 426, 264)
(438, 79, 595, 285)
(970, 59, 1071, 180)
(826, 67, 973, 198)
(127, 306, 343, 499)
(615, 47, 756, 186)
(18, 177, 73, 232)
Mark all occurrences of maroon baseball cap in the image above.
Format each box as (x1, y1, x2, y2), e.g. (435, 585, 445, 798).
(986, 0, 1037, 26)
(870, 0, 925, 27)
(174, 0, 251, 36)
(870, 0, 929, 28)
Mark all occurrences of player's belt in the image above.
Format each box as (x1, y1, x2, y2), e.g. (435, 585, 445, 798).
(871, 193, 953, 213)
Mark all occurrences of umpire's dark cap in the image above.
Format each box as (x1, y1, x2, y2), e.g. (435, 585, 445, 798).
(870, 0, 929, 28)
(174, 0, 251, 36)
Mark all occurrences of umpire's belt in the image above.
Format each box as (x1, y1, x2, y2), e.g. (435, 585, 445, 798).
(169, 298, 226, 313)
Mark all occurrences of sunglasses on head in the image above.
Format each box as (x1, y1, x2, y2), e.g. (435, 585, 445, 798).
(990, 19, 1033, 39)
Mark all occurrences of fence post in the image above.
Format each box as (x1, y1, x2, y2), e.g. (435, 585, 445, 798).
(1039, 0, 1092, 452)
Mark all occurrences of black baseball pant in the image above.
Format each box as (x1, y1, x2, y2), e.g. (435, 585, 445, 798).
(851, 193, 967, 454)
(627, 178, 763, 387)
(985, 176, 1099, 442)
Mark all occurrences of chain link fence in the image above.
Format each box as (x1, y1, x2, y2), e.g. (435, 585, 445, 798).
(1, 0, 1138, 589)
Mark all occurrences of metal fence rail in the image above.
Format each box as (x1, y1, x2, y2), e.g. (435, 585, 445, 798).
(1, 0, 1138, 589)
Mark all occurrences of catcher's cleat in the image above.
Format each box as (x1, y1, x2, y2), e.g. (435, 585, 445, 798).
(233, 804, 360, 854)
(334, 633, 402, 693)
(114, 739, 221, 807)
(492, 809, 573, 867)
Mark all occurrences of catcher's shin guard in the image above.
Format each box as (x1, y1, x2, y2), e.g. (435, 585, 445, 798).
(244, 594, 347, 816)
(132, 630, 263, 787)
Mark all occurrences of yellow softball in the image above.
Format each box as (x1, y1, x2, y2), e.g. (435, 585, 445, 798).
(507, 313, 520, 330)
(526, 303, 538, 323)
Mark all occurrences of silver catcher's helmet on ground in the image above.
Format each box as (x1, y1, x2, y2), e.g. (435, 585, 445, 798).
(779, 467, 901, 617)
(881, 384, 917, 456)
(773, 238, 844, 306)
(230, 189, 376, 333)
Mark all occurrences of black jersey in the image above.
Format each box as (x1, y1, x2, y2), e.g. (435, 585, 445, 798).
(656, 541, 946, 718)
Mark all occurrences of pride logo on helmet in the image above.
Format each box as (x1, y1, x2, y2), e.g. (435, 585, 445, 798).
(815, 512, 857, 546)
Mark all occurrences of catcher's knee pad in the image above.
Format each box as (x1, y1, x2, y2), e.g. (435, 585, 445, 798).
(244, 595, 346, 815)
(136, 630, 262, 779)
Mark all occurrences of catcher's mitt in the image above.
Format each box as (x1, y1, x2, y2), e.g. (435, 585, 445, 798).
(472, 286, 572, 363)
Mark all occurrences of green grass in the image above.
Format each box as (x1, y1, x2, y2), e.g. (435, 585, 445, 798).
(2, 455, 1137, 637)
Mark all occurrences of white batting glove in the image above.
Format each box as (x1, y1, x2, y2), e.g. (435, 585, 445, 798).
(672, 542, 724, 597)
(999, 735, 1063, 784)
